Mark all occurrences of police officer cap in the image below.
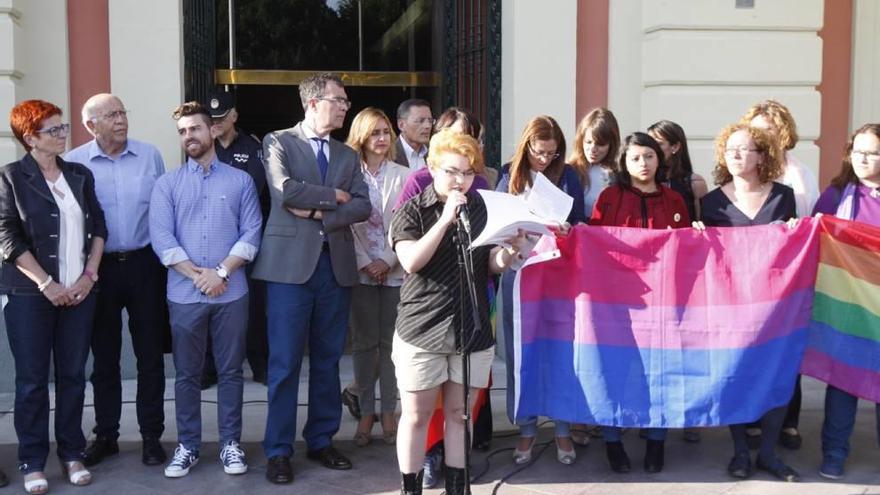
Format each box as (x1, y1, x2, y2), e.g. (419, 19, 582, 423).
(207, 91, 235, 119)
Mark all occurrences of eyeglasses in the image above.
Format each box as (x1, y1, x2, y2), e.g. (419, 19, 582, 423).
(410, 117, 435, 126)
(528, 144, 560, 161)
(93, 109, 129, 122)
(441, 167, 476, 180)
(852, 150, 880, 161)
(723, 147, 759, 156)
(36, 123, 71, 138)
(317, 97, 352, 109)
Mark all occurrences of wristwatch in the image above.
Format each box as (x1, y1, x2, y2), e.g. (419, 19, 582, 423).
(83, 269, 99, 282)
(215, 264, 230, 282)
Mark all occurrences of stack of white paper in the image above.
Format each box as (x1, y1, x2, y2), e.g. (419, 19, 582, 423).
(471, 172, 573, 248)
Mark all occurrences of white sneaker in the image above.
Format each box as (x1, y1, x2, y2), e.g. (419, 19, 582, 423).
(220, 440, 248, 475)
(164, 444, 199, 478)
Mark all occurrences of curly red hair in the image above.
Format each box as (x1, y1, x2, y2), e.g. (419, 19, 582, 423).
(9, 100, 62, 152)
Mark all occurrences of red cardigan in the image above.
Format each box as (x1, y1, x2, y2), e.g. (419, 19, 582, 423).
(590, 183, 691, 229)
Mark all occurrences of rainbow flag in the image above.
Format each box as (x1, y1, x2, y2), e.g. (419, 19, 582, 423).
(512, 220, 820, 427)
(801, 215, 880, 402)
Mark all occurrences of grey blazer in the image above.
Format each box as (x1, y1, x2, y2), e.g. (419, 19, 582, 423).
(253, 122, 371, 286)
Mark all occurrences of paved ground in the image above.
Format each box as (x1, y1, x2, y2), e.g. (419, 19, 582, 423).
(0, 357, 878, 494)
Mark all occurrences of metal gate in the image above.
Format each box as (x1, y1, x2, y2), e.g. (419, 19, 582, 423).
(444, 0, 501, 169)
(183, 0, 216, 105)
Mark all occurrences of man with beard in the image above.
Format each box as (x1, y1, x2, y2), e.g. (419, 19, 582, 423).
(256, 73, 370, 484)
(149, 101, 262, 478)
(197, 90, 270, 387)
(394, 99, 433, 170)
(65, 93, 168, 467)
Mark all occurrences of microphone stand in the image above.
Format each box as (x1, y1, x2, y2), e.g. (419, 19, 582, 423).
(454, 214, 481, 495)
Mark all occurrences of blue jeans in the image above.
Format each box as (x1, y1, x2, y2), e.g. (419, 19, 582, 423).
(603, 427, 667, 442)
(519, 418, 571, 438)
(822, 385, 880, 461)
(168, 295, 248, 450)
(4, 293, 96, 473)
(263, 252, 352, 457)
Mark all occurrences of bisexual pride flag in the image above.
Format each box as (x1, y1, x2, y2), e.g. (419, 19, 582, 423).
(801, 215, 880, 403)
(511, 219, 820, 428)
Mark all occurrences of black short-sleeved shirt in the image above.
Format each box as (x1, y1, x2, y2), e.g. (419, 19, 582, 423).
(701, 182, 796, 227)
(390, 185, 494, 353)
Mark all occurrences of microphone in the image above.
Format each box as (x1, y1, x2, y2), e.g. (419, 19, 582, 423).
(457, 202, 471, 236)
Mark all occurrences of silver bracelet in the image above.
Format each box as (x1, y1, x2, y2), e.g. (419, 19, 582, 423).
(37, 275, 53, 292)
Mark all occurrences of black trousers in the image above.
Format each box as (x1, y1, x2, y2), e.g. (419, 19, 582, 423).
(204, 264, 268, 378)
(89, 246, 168, 440)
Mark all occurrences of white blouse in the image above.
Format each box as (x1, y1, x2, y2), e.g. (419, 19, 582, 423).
(779, 152, 820, 219)
(46, 174, 85, 287)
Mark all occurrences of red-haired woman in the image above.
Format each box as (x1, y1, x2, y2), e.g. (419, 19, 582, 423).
(496, 115, 585, 466)
(2, 100, 107, 493)
(590, 132, 690, 474)
(698, 124, 799, 482)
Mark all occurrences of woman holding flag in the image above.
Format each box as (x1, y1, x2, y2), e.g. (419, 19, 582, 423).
(698, 123, 799, 482)
(496, 115, 585, 466)
(812, 123, 880, 480)
(590, 132, 690, 473)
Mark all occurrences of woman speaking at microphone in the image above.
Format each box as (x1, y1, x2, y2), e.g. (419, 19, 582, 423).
(389, 129, 525, 495)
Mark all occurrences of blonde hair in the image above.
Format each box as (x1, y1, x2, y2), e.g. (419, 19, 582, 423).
(346, 107, 397, 162)
(741, 100, 799, 151)
(426, 129, 484, 171)
(712, 124, 785, 185)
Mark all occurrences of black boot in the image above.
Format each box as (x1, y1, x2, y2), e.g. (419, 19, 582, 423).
(444, 466, 467, 495)
(644, 439, 665, 473)
(605, 441, 631, 473)
(400, 470, 423, 495)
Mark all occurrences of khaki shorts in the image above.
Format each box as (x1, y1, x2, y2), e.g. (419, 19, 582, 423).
(392, 332, 495, 392)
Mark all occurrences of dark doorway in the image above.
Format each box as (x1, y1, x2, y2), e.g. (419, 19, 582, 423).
(183, 0, 500, 167)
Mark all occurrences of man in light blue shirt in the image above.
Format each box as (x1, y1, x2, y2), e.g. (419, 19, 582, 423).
(64, 93, 169, 468)
(150, 101, 261, 478)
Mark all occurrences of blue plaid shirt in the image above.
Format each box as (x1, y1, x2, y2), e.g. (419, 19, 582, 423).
(149, 157, 262, 304)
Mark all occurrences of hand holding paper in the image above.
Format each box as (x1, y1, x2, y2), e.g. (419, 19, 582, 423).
(471, 172, 574, 248)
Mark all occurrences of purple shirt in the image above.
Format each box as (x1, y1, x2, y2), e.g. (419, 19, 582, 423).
(812, 184, 880, 227)
(393, 167, 491, 210)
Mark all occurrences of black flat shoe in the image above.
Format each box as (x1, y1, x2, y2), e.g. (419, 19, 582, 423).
(83, 436, 119, 466)
(727, 452, 752, 479)
(266, 455, 293, 484)
(605, 441, 630, 473)
(142, 438, 167, 465)
(341, 388, 362, 420)
(643, 440, 664, 473)
(756, 457, 800, 482)
(778, 428, 802, 450)
(307, 446, 352, 470)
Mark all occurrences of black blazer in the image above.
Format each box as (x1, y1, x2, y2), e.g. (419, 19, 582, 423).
(0, 154, 107, 294)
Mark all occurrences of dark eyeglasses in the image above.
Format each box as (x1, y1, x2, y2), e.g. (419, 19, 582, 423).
(36, 123, 71, 138)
